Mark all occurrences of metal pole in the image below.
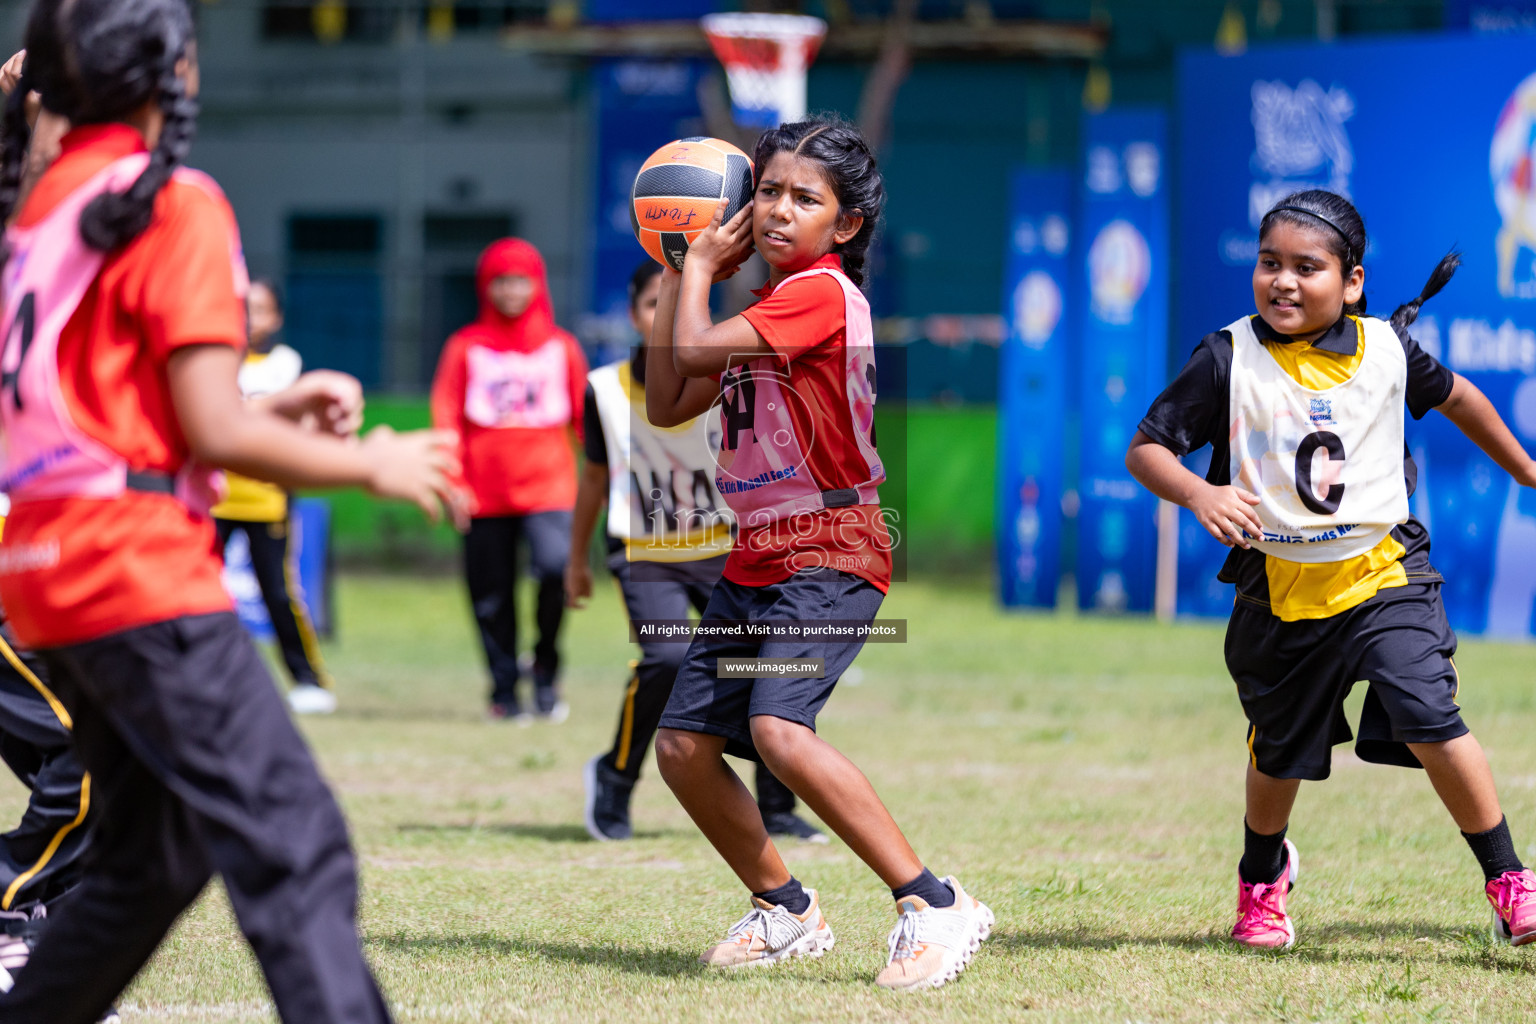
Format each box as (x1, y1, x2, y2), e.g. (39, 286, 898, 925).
(1154, 499, 1179, 622)
(394, 10, 427, 392)
(1315, 0, 1337, 42)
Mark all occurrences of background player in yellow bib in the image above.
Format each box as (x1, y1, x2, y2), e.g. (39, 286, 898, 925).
(567, 261, 822, 844)
(1128, 189, 1536, 950)
(211, 278, 335, 715)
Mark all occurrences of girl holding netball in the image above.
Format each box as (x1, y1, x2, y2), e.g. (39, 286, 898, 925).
(0, 2, 463, 1020)
(645, 117, 992, 990)
(1128, 189, 1536, 949)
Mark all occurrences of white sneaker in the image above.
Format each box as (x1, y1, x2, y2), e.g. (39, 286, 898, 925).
(287, 684, 337, 715)
(699, 889, 834, 968)
(876, 876, 993, 991)
(538, 700, 570, 725)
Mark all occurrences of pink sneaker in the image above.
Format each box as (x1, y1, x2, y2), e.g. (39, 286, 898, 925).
(1486, 869, 1536, 945)
(1231, 839, 1299, 950)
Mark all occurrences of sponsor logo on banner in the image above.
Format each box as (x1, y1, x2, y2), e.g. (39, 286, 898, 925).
(1219, 80, 1356, 266)
(1013, 271, 1063, 349)
(1492, 70, 1536, 299)
(1124, 142, 1162, 197)
(1086, 144, 1122, 194)
(1087, 220, 1151, 325)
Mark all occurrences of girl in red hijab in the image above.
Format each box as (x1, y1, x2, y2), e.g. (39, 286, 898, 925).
(431, 239, 588, 721)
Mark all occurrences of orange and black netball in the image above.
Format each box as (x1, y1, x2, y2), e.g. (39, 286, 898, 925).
(630, 137, 754, 272)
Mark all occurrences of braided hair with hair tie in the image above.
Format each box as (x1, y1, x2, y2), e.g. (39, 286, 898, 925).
(1259, 189, 1462, 335)
(752, 114, 885, 289)
(0, 64, 36, 246)
(8, 0, 197, 256)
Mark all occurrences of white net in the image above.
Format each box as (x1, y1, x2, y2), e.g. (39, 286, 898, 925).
(701, 13, 827, 128)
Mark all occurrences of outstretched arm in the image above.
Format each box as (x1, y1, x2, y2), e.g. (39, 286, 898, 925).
(1126, 431, 1263, 548)
(1437, 373, 1536, 487)
(170, 344, 471, 528)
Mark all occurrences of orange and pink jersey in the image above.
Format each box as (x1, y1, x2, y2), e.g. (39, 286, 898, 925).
(430, 239, 587, 517)
(725, 254, 892, 594)
(0, 124, 247, 648)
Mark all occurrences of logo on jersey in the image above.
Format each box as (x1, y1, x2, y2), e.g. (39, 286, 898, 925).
(463, 343, 570, 429)
(1248, 79, 1355, 229)
(712, 362, 815, 493)
(1308, 397, 1334, 425)
(1492, 70, 1536, 299)
(1087, 220, 1151, 325)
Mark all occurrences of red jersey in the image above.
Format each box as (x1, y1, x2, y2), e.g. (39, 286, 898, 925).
(429, 239, 586, 517)
(730, 255, 892, 593)
(0, 125, 246, 647)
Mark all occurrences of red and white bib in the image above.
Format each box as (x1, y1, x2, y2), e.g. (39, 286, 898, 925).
(714, 266, 883, 529)
(0, 154, 228, 513)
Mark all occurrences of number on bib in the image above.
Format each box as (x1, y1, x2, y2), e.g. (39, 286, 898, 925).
(720, 371, 756, 453)
(1294, 430, 1346, 515)
(1, 292, 36, 411)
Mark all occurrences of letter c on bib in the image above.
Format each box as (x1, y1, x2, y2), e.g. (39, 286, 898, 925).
(1294, 430, 1346, 515)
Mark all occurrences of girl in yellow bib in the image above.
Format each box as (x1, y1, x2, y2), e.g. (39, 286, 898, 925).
(212, 279, 334, 714)
(1128, 189, 1536, 950)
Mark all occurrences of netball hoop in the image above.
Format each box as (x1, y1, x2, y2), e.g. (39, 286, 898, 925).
(701, 12, 827, 129)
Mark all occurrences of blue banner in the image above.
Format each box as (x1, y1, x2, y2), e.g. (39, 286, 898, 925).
(1176, 34, 1536, 637)
(223, 498, 332, 641)
(997, 169, 1074, 608)
(1075, 109, 1169, 613)
(585, 59, 708, 361)
(1445, 0, 1536, 31)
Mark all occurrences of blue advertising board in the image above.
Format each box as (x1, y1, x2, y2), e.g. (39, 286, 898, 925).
(586, 59, 708, 360)
(1445, 0, 1536, 31)
(997, 169, 1074, 608)
(223, 497, 332, 641)
(1075, 110, 1169, 613)
(1177, 34, 1536, 637)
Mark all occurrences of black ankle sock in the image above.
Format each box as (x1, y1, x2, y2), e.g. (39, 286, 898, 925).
(1239, 820, 1288, 885)
(1464, 816, 1524, 882)
(753, 876, 811, 915)
(891, 867, 956, 909)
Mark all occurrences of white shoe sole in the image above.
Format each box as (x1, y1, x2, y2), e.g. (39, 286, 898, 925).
(884, 900, 995, 992)
(582, 756, 611, 843)
(1489, 907, 1536, 946)
(287, 687, 337, 715)
(710, 923, 836, 969)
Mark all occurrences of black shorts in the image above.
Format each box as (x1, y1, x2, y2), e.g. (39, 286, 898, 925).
(657, 568, 884, 762)
(1226, 582, 1466, 781)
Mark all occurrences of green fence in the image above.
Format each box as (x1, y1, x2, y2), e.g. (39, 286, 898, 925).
(326, 398, 996, 572)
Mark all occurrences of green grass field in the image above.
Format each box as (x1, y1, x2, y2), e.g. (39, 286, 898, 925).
(17, 572, 1536, 1023)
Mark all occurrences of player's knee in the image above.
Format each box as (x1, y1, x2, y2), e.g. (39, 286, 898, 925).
(749, 715, 811, 769)
(654, 728, 698, 784)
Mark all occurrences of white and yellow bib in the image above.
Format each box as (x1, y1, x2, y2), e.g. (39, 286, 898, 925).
(589, 360, 732, 561)
(1228, 314, 1408, 563)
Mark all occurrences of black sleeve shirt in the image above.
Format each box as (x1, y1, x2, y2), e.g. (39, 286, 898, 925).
(582, 383, 607, 465)
(1137, 315, 1455, 488)
(1136, 314, 1453, 593)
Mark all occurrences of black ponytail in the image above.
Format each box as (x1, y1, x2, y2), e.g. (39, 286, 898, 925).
(1389, 252, 1460, 334)
(0, 65, 35, 236)
(79, 57, 196, 250)
(18, 0, 197, 254)
(753, 115, 885, 289)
